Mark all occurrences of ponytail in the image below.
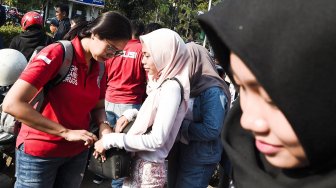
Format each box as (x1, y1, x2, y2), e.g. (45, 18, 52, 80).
(63, 11, 131, 41)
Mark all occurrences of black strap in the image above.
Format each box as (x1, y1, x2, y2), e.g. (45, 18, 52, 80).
(98, 62, 105, 85)
(159, 77, 184, 106)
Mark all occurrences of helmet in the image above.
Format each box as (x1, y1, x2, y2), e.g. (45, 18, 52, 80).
(21, 11, 43, 30)
(0, 49, 27, 87)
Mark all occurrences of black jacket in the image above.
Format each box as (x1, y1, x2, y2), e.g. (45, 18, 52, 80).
(54, 18, 71, 41)
(9, 29, 54, 61)
(199, 0, 336, 187)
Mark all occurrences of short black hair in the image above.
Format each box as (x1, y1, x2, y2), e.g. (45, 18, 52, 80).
(131, 20, 144, 38)
(71, 15, 86, 26)
(55, 4, 69, 17)
(144, 22, 163, 34)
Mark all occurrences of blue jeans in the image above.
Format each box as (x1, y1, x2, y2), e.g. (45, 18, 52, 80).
(105, 101, 141, 127)
(175, 161, 217, 188)
(15, 144, 89, 188)
(105, 101, 141, 188)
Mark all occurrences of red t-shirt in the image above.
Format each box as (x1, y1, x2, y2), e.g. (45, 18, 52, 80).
(105, 39, 147, 104)
(16, 37, 107, 157)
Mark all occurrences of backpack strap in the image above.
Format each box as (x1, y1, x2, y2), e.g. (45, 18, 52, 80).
(49, 40, 73, 86)
(31, 40, 74, 111)
(98, 62, 105, 86)
(28, 46, 45, 63)
(159, 77, 184, 106)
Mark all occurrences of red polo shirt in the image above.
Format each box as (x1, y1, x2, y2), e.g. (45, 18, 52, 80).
(17, 37, 107, 157)
(105, 39, 147, 104)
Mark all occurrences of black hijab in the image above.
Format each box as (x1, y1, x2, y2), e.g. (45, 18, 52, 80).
(199, 0, 336, 187)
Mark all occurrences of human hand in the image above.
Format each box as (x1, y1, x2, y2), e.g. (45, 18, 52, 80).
(114, 116, 129, 133)
(99, 123, 113, 138)
(61, 129, 98, 147)
(93, 139, 106, 162)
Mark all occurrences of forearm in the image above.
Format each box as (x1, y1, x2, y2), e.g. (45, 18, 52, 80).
(4, 101, 68, 137)
(90, 101, 112, 137)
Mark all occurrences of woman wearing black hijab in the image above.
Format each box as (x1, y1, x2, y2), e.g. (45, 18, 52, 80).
(198, 0, 336, 187)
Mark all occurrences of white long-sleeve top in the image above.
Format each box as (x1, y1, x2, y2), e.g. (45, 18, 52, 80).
(102, 80, 186, 163)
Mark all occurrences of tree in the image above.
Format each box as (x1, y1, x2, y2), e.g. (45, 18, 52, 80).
(101, 0, 222, 42)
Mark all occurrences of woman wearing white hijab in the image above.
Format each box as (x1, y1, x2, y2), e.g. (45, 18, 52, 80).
(94, 28, 190, 187)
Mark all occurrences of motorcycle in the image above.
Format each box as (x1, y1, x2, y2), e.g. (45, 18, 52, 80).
(0, 132, 16, 187)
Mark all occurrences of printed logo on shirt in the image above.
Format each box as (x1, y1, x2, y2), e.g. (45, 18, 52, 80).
(37, 55, 52, 64)
(122, 51, 137, 59)
(63, 65, 78, 85)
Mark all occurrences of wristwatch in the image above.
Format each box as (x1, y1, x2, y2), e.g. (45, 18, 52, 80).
(101, 121, 111, 127)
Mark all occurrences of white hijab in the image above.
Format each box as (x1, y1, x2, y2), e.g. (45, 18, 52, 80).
(127, 28, 190, 135)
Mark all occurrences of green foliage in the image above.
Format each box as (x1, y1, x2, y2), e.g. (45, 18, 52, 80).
(0, 25, 21, 48)
(6, 0, 222, 44)
(2, 0, 18, 7)
(102, 0, 221, 43)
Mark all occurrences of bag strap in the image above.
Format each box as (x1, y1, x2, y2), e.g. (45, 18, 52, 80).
(159, 77, 184, 106)
(98, 62, 105, 85)
(31, 40, 74, 111)
(49, 40, 74, 87)
(28, 46, 45, 64)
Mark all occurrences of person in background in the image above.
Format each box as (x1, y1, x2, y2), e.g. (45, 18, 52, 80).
(3, 11, 131, 188)
(54, 3, 71, 40)
(94, 28, 190, 187)
(48, 18, 58, 38)
(0, 5, 6, 49)
(92, 19, 147, 186)
(143, 22, 163, 35)
(168, 42, 231, 188)
(9, 11, 53, 61)
(70, 15, 86, 28)
(63, 15, 87, 41)
(198, 0, 336, 187)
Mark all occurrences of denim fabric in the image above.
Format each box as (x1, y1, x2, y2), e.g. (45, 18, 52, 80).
(171, 87, 229, 187)
(14, 144, 89, 188)
(175, 161, 217, 188)
(180, 86, 228, 164)
(105, 101, 141, 127)
(104, 101, 141, 188)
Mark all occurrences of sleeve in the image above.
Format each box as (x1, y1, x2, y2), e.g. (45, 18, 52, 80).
(9, 36, 17, 49)
(122, 109, 139, 122)
(102, 80, 182, 152)
(54, 20, 70, 40)
(180, 87, 229, 142)
(19, 43, 64, 90)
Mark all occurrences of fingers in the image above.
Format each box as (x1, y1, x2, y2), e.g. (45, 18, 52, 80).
(92, 151, 106, 162)
(101, 154, 106, 162)
(83, 132, 98, 147)
(115, 119, 129, 133)
(93, 151, 101, 159)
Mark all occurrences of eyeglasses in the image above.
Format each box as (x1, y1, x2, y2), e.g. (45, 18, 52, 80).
(105, 40, 124, 57)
